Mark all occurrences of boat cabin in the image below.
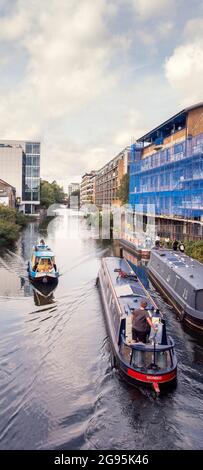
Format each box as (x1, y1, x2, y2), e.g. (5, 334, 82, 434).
(31, 248, 56, 273)
(99, 257, 176, 381)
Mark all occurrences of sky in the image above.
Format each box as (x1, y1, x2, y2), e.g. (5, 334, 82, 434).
(0, 0, 203, 190)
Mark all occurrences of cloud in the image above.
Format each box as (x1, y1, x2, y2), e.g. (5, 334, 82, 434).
(0, 0, 131, 182)
(165, 18, 203, 105)
(130, 0, 175, 19)
(0, 0, 197, 186)
(0, 0, 121, 121)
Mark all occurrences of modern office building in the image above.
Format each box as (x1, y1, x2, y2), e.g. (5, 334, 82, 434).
(68, 182, 80, 197)
(80, 171, 96, 205)
(0, 140, 40, 214)
(129, 103, 203, 240)
(95, 146, 130, 207)
(0, 178, 16, 208)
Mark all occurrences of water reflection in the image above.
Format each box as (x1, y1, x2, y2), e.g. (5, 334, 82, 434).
(0, 212, 203, 450)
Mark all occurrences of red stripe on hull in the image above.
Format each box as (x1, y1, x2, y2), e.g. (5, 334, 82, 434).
(127, 368, 176, 384)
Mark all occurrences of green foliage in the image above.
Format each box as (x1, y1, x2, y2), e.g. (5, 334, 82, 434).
(40, 180, 67, 208)
(185, 240, 203, 263)
(0, 220, 20, 247)
(116, 174, 129, 205)
(15, 211, 27, 227)
(0, 204, 27, 247)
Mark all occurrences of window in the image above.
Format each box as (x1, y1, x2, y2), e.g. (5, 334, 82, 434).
(182, 288, 188, 300)
(174, 143, 183, 154)
(196, 290, 203, 311)
(131, 349, 171, 370)
(26, 142, 40, 154)
(120, 343, 132, 364)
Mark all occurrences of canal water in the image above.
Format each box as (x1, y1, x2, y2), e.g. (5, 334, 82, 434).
(0, 209, 203, 450)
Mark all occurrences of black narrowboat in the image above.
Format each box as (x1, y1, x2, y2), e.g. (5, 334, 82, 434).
(97, 257, 177, 394)
(148, 249, 203, 332)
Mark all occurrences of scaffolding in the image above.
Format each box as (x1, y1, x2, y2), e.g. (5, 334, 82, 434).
(129, 133, 203, 220)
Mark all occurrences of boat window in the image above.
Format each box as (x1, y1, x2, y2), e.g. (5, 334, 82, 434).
(120, 343, 132, 364)
(196, 290, 203, 311)
(131, 349, 172, 371)
(174, 275, 180, 289)
(182, 288, 188, 300)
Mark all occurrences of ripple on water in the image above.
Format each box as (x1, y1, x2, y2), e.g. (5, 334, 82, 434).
(0, 217, 203, 450)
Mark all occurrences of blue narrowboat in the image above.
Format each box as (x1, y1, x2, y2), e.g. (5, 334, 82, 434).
(28, 241, 59, 284)
(97, 257, 177, 394)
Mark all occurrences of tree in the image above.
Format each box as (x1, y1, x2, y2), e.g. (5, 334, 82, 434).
(116, 174, 129, 205)
(40, 180, 55, 208)
(51, 180, 67, 204)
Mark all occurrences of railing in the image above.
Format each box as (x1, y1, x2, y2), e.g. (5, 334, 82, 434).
(121, 334, 175, 352)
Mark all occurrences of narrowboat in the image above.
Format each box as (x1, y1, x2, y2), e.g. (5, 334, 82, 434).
(28, 240, 59, 284)
(148, 249, 203, 332)
(119, 234, 151, 261)
(97, 257, 177, 393)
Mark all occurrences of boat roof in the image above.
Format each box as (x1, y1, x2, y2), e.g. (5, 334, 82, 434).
(151, 249, 203, 290)
(33, 250, 54, 257)
(103, 257, 156, 317)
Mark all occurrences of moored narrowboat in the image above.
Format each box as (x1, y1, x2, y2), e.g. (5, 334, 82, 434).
(97, 257, 177, 393)
(148, 249, 203, 332)
(28, 240, 59, 284)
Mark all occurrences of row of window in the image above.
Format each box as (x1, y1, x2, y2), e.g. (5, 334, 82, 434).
(25, 143, 40, 154)
(23, 191, 39, 201)
(25, 155, 40, 166)
(131, 138, 203, 174)
(25, 167, 40, 177)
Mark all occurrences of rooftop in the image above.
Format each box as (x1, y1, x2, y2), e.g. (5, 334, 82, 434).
(136, 102, 203, 145)
(152, 249, 203, 290)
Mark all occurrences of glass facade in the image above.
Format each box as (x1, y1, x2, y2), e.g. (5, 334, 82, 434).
(22, 142, 40, 203)
(129, 133, 203, 220)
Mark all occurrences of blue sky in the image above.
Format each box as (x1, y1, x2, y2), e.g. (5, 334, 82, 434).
(0, 0, 203, 189)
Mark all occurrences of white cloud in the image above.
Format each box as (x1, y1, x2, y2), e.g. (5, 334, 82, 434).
(0, 0, 190, 185)
(0, 0, 120, 121)
(0, 0, 132, 181)
(165, 19, 203, 105)
(130, 0, 175, 19)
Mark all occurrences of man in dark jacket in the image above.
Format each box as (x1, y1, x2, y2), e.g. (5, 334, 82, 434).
(131, 300, 154, 343)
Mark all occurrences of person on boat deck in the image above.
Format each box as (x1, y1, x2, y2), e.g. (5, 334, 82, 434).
(131, 300, 156, 343)
(172, 239, 179, 251)
(179, 241, 185, 253)
(155, 234, 160, 248)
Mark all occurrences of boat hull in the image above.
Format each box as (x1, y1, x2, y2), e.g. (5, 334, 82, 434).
(98, 272, 177, 392)
(29, 271, 59, 284)
(148, 269, 203, 333)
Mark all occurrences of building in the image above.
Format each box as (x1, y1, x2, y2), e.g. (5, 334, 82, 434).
(95, 146, 130, 207)
(0, 179, 16, 208)
(0, 140, 40, 214)
(68, 182, 80, 197)
(80, 171, 96, 205)
(129, 103, 203, 240)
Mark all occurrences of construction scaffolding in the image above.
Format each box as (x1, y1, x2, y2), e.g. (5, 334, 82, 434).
(129, 133, 203, 220)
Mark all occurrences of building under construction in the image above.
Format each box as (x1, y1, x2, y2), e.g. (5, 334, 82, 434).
(129, 103, 203, 240)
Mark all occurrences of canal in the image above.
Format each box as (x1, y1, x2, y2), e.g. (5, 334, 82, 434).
(0, 209, 203, 450)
